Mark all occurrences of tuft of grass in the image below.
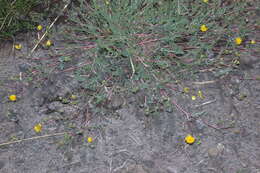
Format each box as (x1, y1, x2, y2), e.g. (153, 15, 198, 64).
(0, 0, 61, 39)
(62, 0, 256, 73)
(1, 0, 35, 38)
(37, 0, 259, 112)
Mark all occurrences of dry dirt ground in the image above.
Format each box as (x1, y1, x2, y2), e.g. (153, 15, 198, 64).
(0, 33, 260, 173)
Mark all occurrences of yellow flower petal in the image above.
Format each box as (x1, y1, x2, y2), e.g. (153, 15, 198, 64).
(14, 44, 22, 50)
(9, 94, 17, 101)
(183, 87, 190, 93)
(105, 0, 110, 5)
(203, 0, 208, 3)
(191, 95, 196, 100)
(87, 137, 93, 143)
(233, 59, 240, 65)
(250, 40, 256, 44)
(70, 94, 77, 100)
(185, 134, 195, 144)
(235, 37, 242, 45)
(198, 90, 204, 99)
(200, 24, 208, 32)
(37, 25, 43, 31)
(46, 40, 52, 47)
(34, 123, 42, 133)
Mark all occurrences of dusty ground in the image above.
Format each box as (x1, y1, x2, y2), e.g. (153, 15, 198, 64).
(0, 31, 260, 173)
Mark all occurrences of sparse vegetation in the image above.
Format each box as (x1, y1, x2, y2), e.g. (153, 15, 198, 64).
(53, 0, 258, 111)
(0, 0, 259, 172)
(0, 0, 64, 39)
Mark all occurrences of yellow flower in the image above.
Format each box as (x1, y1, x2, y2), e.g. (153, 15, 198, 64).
(235, 52, 240, 56)
(9, 94, 17, 101)
(105, 0, 110, 5)
(183, 87, 190, 93)
(233, 59, 240, 65)
(14, 44, 22, 50)
(87, 137, 93, 143)
(200, 24, 208, 32)
(250, 40, 256, 44)
(191, 95, 196, 100)
(235, 37, 242, 45)
(198, 90, 204, 99)
(46, 40, 52, 47)
(185, 134, 195, 144)
(70, 94, 77, 100)
(37, 25, 43, 31)
(34, 123, 42, 133)
(203, 0, 208, 3)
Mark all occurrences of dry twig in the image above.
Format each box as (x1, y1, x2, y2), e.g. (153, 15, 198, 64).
(192, 80, 216, 85)
(0, 132, 67, 147)
(30, 1, 71, 55)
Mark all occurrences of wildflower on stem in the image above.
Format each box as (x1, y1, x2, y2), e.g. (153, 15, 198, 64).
(250, 40, 256, 44)
(183, 87, 190, 93)
(70, 94, 77, 100)
(9, 94, 17, 101)
(105, 0, 109, 5)
(37, 25, 43, 31)
(87, 137, 93, 143)
(14, 44, 22, 50)
(185, 134, 196, 144)
(198, 90, 204, 99)
(235, 37, 242, 45)
(46, 40, 52, 47)
(233, 59, 240, 65)
(200, 24, 208, 32)
(191, 95, 196, 100)
(34, 123, 42, 133)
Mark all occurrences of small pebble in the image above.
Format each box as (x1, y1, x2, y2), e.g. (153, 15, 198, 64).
(208, 143, 224, 157)
(232, 128, 241, 134)
(18, 63, 31, 72)
(208, 147, 219, 157)
(217, 143, 225, 153)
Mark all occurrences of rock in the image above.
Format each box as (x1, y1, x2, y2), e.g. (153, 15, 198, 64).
(239, 53, 259, 70)
(232, 128, 240, 134)
(208, 143, 225, 157)
(18, 63, 31, 72)
(166, 166, 178, 173)
(216, 143, 225, 153)
(195, 119, 205, 131)
(63, 151, 73, 162)
(6, 109, 19, 122)
(143, 160, 154, 169)
(208, 147, 219, 157)
(47, 101, 77, 117)
(57, 86, 72, 99)
(134, 164, 148, 173)
(38, 74, 78, 106)
(47, 101, 64, 111)
(109, 95, 124, 110)
(119, 164, 148, 173)
(38, 85, 57, 105)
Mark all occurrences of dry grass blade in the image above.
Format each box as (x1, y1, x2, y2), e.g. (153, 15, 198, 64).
(192, 80, 216, 85)
(0, 132, 67, 147)
(29, 1, 71, 55)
